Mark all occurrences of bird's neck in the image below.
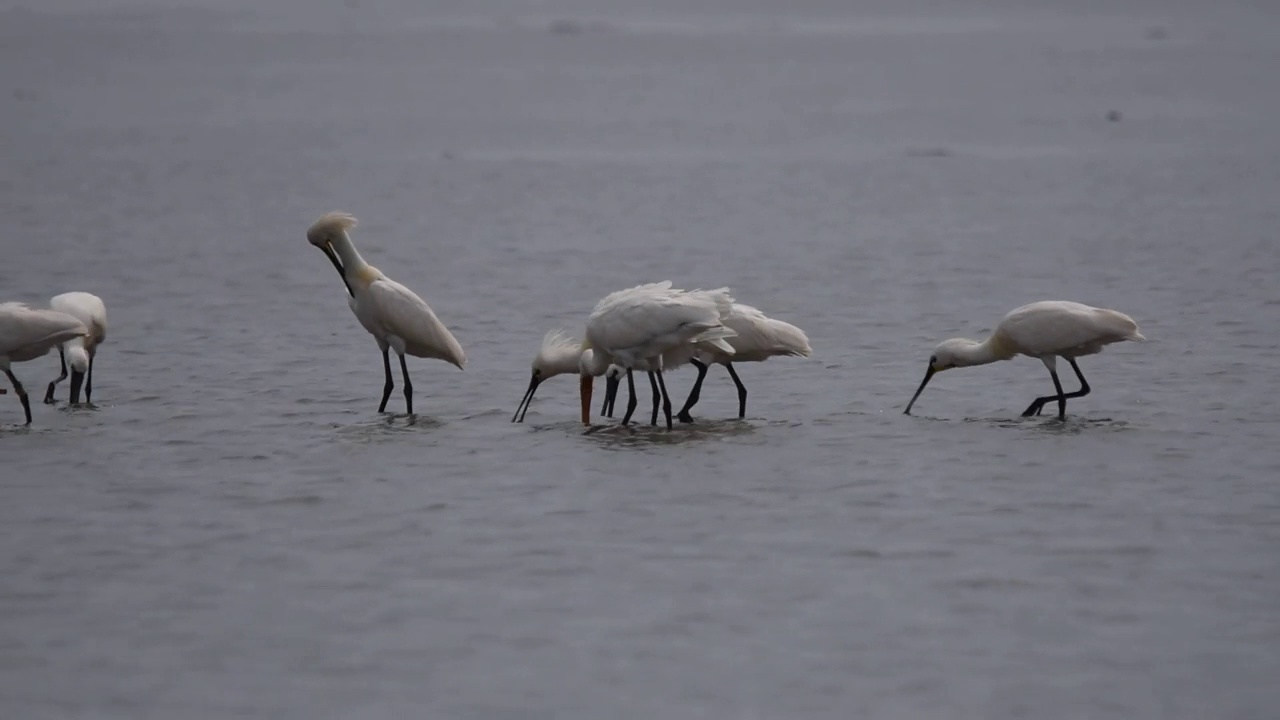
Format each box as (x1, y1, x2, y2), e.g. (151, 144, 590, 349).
(331, 232, 377, 284)
(953, 335, 1016, 367)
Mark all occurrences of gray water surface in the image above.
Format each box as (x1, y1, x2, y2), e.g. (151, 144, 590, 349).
(3, 1, 1279, 718)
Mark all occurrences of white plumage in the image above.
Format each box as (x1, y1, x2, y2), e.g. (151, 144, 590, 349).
(307, 211, 465, 415)
(0, 302, 87, 424)
(44, 292, 107, 405)
(600, 302, 812, 422)
(904, 300, 1145, 420)
(579, 282, 737, 428)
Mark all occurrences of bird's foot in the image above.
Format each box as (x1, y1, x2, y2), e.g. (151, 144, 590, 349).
(677, 411, 695, 424)
(1020, 402, 1043, 417)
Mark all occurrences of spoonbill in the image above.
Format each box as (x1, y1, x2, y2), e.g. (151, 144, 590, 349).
(1, 302, 87, 424)
(306, 211, 466, 415)
(600, 303, 812, 422)
(43, 292, 107, 405)
(512, 329, 583, 422)
(904, 300, 1145, 420)
(579, 282, 736, 429)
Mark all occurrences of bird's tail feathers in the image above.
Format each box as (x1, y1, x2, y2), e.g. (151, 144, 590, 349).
(766, 318, 813, 357)
(688, 287, 735, 319)
(690, 325, 737, 355)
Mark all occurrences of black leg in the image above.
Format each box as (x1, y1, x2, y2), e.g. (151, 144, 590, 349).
(85, 350, 94, 404)
(399, 353, 413, 415)
(654, 369, 673, 429)
(725, 362, 748, 419)
(44, 346, 67, 404)
(4, 368, 32, 425)
(377, 347, 394, 413)
(647, 371, 661, 426)
(676, 359, 709, 423)
(600, 376, 613, 417)
(620, 369, 639, 426)
(1021, 359, 1091, 420)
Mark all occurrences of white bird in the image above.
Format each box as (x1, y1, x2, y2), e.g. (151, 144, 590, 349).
(904, 300, 1145, 420)
(579, 282, 737, 429)
(602, 303, 812, 422)
(44, 292, 107, 406)
(0, 302, 88, 424)
(307, 211, 466, 415)
(512, 329, 584, 422)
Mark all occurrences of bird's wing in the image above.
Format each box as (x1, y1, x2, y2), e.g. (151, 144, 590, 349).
(998, 301, 1138, 354)
(721, 304, 811, 360)
(365, 278, 466, 368)
(0, 306, 87, 354)
(589, 281, 675, 316)
(589, 289, 729, 355)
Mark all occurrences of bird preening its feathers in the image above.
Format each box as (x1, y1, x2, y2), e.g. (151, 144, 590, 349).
(306, 210, 465, 416)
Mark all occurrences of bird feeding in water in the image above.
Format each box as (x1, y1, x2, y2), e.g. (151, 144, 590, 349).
(512, 329, 585, 422)
(307, 211, 466, 415)
(0, 302, 88, 424)
(580, 282, 736, 429)
(599, 302, 812, 422)
(904, 300, 1145, 420)
(44, 292, 107, 406)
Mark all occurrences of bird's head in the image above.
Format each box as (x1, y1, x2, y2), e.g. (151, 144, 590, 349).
(67, 345, 90, 374)
(306, 212, 358, 296)
(512, 330, 582, 423)
(904, 338, 973, 415)
(928, 338, 976, 373)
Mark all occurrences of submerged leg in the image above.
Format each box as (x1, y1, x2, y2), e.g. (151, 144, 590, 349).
(676, 359, 709, 423)
(1021, 358, 1090, 420)
(654, 369, 673, 429)
(725, 362, 748, 418)
(4, 368, 32, 425)
(620, 369, 639, 426)
(377, 347, 394, 413)
(44, 346, 68, 404)
(399, 353, 414, 414)
(647, 371, 661, 426)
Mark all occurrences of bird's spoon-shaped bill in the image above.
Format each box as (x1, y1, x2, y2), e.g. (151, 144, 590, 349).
(904, 365, 936, 415)
(512, 374, 541, 423)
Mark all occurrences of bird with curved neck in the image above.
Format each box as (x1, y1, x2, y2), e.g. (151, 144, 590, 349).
(578, 282, 736, 429)
(43, 291, 107, 406)
(904, 300, 1145, 420)
(306, 211, 466, 416)
(598, 302, 812, 423)
(512, 329, 588, 422)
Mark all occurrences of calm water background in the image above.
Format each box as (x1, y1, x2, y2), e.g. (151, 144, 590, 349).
(3, 1, 1279, 718)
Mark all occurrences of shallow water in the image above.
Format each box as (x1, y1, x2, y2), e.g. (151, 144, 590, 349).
(3, 1, 1279, 718)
